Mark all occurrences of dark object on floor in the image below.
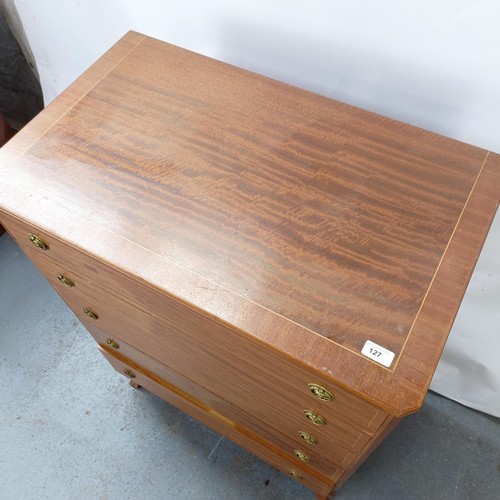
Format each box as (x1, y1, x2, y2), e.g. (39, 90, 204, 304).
(0, 111, 14, 235)
(0, 9, 43, 235)
(0, 10, 43, 130)
(0, 112, 14, 143)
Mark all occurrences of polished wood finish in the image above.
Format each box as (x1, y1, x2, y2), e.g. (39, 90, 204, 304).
(11, 239, 374, 450)
(98, 339, 348, 478)
(89, 326, 356, 473)
(1, 210, 387, 433)
(0, 32, 498, 498)
(99, 348, 336, 496)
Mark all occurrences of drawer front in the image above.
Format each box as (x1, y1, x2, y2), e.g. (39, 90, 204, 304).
(99, 348, 336, 497)
(91, 326, 355, 474)
(1, 212, 386, 434)
(26, 252, 371, 453)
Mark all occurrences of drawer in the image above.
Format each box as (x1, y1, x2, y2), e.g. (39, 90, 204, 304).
(1, 212, 386, 434)
(4, 237, 373, 453)
(99, 347, 336, 498)
(25, 252, 372, 452)
(91, 325, 356, 474)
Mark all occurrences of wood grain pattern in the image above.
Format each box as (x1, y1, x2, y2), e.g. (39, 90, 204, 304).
(0, 31, 499, 499)
(20, 243, 372, 452)
(99, 348, 336, 497)
(96, 335, 353, 476)
(1, 211, 385, 431)
(5, 35, 485, 359)
(0, 33, 497, 418)
(4, 221, 384, 439)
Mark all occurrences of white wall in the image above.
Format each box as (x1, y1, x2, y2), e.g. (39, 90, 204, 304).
(10, 0, 500, 415)
(11, 0, 500, 151)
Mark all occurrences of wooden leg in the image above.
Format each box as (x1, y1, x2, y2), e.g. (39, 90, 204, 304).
(129, 380, 141, 389)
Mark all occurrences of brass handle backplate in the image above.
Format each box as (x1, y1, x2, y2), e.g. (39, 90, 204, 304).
(106, 338, 120, 349)
(308, 383, 334, 402)
(57, 273, 75, 288)
(124, 369, 136, 378)
(83, 308, 98, 320)
(304, 409, 326, 426)
(298, 431, 318, 446)
(289, 470, 304, 480)
(294, 450, 311, 463)
(28, 234, 49, 251)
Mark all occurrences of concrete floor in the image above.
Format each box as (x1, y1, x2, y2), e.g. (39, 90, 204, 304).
(1, 231, 499, 500)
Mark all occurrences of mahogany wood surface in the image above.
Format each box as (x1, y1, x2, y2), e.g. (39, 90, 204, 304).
(1, 209, 387, 434)
(94, 326, 356, 473)
(99, 348, 336, 497)
(18, 239, 372, 452)
(0, 32, 498, 416)
(0, 31, 499, 498)
(97, 336, 350, 478)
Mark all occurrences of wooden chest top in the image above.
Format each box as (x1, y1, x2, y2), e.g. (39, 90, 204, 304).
(1, 32, 498, 416)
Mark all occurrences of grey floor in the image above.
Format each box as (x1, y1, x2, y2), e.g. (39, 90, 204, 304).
(1, 232, 499, 500)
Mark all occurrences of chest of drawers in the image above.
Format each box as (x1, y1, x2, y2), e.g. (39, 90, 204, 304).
(1, 32, 498, 499)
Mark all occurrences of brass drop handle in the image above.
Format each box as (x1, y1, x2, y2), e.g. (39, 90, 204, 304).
(298, 431, 318, 446)
(124, 369, 136, 378)
(57, 273, 75, 288)
(304, 409, 326, 426)
(106, 338, 120, 349)
(83, 308, 98, 320)
(308, 383, 334, 402)
(294, 450, 311, 463)
(289, 470, 304, 480)
(28, 234, 49, 251)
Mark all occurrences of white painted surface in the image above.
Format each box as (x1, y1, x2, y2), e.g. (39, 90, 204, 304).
(430, 211, 500, 417)
(10, 0, 500, 415)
